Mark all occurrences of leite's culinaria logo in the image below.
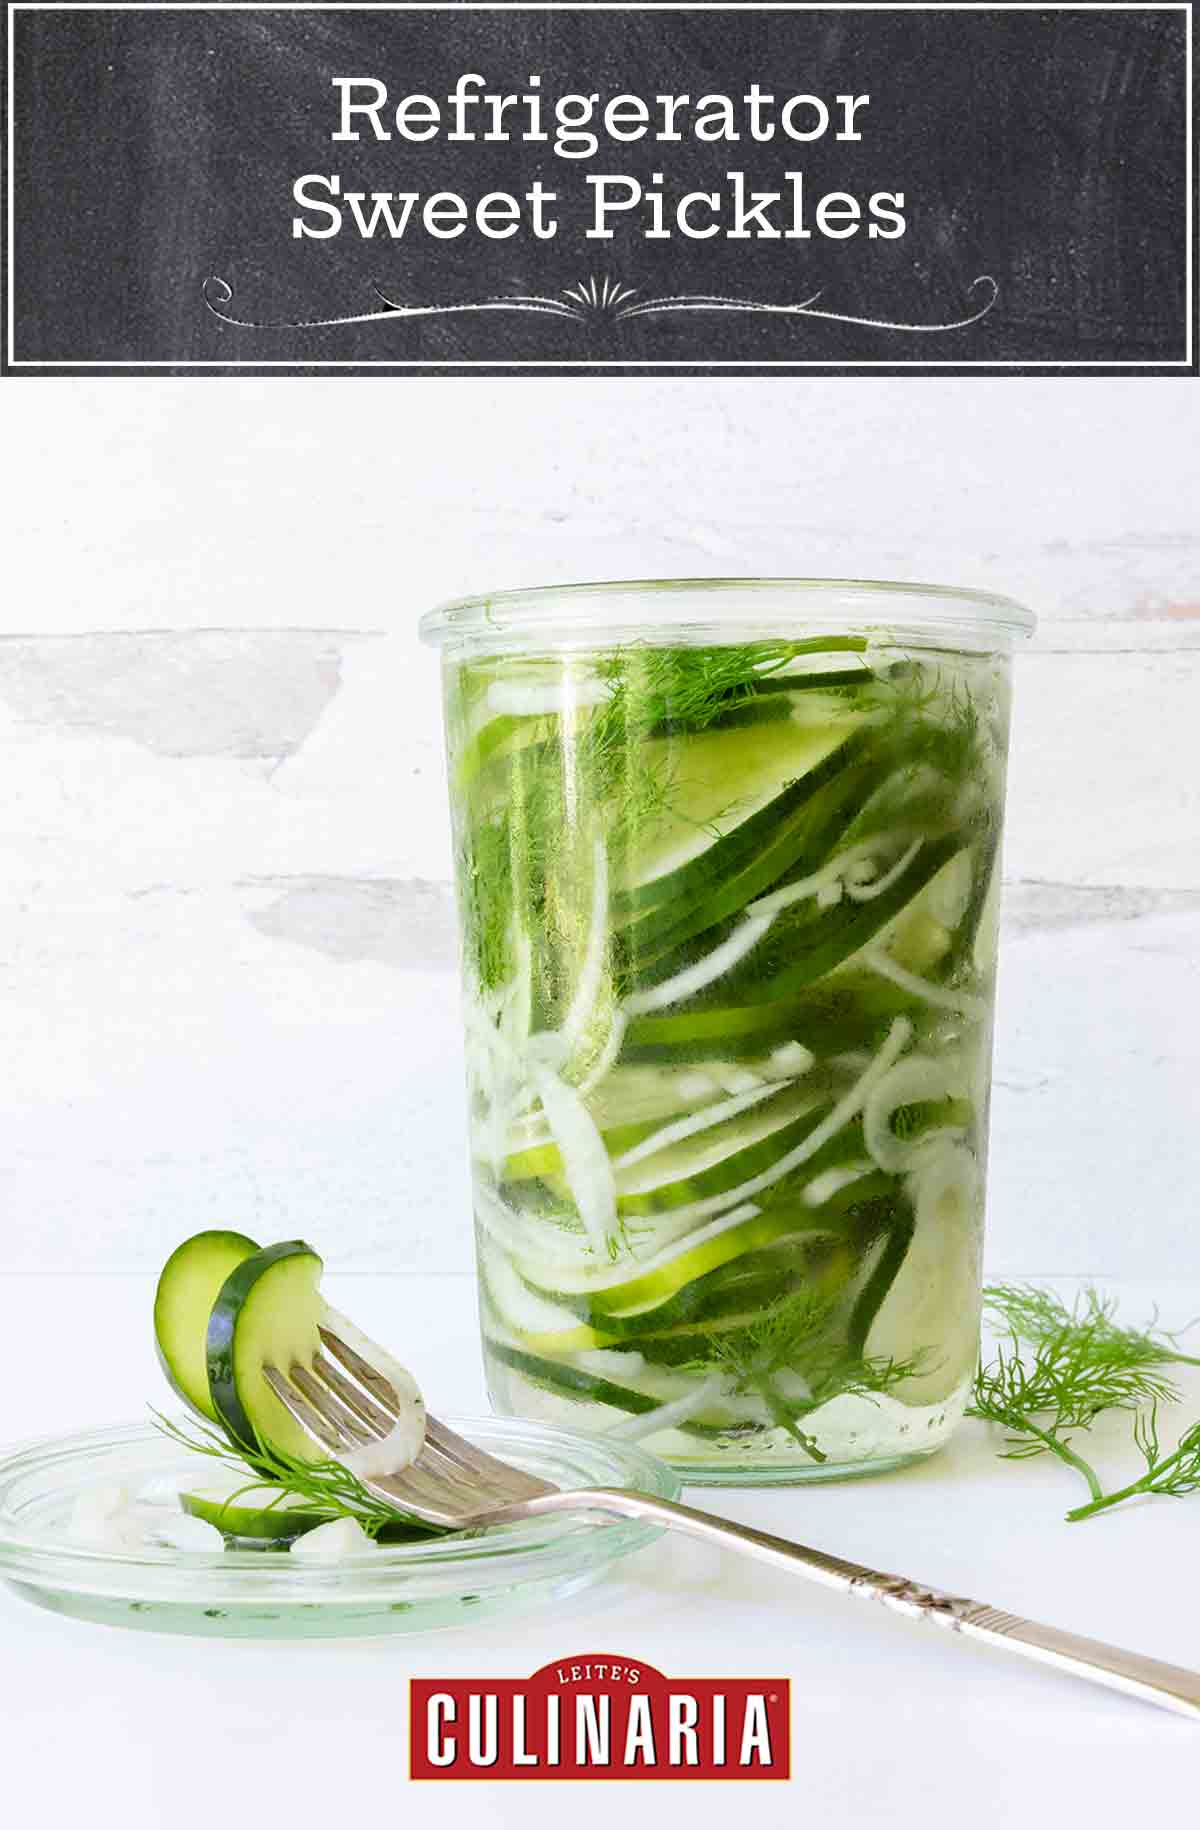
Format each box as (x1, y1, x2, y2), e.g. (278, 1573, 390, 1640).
(410, 1654, 791, 1780)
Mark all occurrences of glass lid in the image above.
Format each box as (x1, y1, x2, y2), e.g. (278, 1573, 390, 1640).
(0, 1415, 680, 1639)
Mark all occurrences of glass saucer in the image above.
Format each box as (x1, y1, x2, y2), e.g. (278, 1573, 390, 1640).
(0, 1414, 679, 1639)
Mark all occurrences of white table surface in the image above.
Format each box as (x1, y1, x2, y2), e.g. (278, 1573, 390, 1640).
(1, 1272, 1196, 1828)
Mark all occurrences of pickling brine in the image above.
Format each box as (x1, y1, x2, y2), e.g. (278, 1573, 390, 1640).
(422, 582, 1030, 1482)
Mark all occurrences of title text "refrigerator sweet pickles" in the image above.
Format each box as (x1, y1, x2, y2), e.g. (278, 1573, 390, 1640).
(292, 75, 907, 243)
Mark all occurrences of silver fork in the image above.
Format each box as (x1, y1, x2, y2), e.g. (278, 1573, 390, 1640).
(265, 1315, 1200, 1722)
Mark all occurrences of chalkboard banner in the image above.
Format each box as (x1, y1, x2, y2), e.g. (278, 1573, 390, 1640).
(4, 4, 1194, 375)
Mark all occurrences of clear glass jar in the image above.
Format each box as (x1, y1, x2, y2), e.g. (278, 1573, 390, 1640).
(421, 580, 1033, 1484)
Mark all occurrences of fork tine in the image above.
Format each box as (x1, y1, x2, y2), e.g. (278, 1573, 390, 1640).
(288, 1364, 373, 1447)
(425, 1415, 551, 1500)
(311, 1350, 396, 1437)
(314, 1315, 557, 1513)
(263, 1366, 351, 1457)
(366, 1477, 467, 1530)
(413, 1437, 516, 1511)
(418, 1435, 541, 1508)
(318, 1321, 402, 1417)
(377, 1461, 481, 1517)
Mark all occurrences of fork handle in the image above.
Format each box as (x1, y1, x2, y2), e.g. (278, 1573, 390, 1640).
(517, 1487, 1200, 1721)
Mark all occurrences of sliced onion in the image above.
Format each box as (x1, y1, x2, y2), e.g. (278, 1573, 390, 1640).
(321, 1307, 428, 1472)
(474, 1183, 596, 1271)
(906, 1136, 982, 1232)
(66, 1483, 130, 1546)
(530, 1064, 618, 1254)
(845, 838, 923, 902)
(612, 1081, 782, 1171)
(863, 948, 987, 1022)
(289, 1517, 376, 1560)
(574, 1011, 626, 1097)
(148, 1515, 226, 1554)
(341, 1417, 428, 1483)
(571, 1346, 650, 1378)
(606, 1374, 730, 1441)
(516, 1200, 764, 1296)
(802, 1160, 877, 1207)
(748, 844, 876, 920)
(559, 836, 610, 1060)
(624, 913, 773, 1015)
(862, 1054, 967, 1173)
(769, 1041, 815, 1077)
(478, 1240, 586, 1338)
(624, 1017, 914, 1230)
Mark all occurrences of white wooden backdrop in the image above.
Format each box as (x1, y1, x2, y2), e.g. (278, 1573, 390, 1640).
(1, 383, 1196, 1275)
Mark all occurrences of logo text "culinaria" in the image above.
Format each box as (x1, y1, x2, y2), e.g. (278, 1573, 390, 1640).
(410, 1656, 791, 1780)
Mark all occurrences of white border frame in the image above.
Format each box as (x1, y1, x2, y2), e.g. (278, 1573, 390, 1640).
(5, 2, 1195, 370)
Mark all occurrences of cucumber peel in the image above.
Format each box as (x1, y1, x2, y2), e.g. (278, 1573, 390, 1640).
(154, 1229, 260, 1422)
(206, 1241, 326, 1464)
(180, 1483, 330, 1542)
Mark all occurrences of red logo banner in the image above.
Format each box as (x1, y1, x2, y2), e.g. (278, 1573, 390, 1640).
(410, 1653, 791, 1780)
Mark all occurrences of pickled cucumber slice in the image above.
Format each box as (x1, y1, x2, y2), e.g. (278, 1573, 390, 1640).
(611, 1087, 826, 1217)
(620, 753, 887, 971)
(615, 704, 863, 910)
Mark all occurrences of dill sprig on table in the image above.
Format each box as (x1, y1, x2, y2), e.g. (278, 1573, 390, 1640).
(1065, 1412, 1200, 1522)
(984, 1282, 1200, 1374)
(970, 1284, 1200, 1520)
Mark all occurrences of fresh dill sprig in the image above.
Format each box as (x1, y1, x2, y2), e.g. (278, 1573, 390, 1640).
(984, 1282, 1200, 1373)
(456, 639, 870, 997)
(970, 1283, 1200, 1519)
(150, 1409, 438, 1541)
(1065, 1411, 1200, 1522)
(706, 1286, 926, 1462)
(593, 640, 804, 734)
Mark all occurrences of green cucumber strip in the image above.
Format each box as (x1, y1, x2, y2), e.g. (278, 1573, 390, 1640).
(454, 712, 527, 789)
(622, 973, 915, 1061)
(206, 1241, 325, 1463)
(555, 1210, 839, 1321)
(613, 714, 863, 915)
(935, 830, 998, 986)
(576, 1233, 863, 1345)
(687, 680, 869, 742)
(614, 1093, 827, 1218)
(487, 1342, 727, 1437)
(154, 1230, 260, 1423)
(502, 1116, 659, 1184)
(180, 1485, 438, 1546)
(180, 1484, 331, 1542)
(735, 666, 876, 699)
(515, 1241, 829, 1353)
(478, 1238, 612, 1353)
(733, 834, 965, 1001)
(618, 745, 881, 956)
(517, 1157, 896, 1333)
(846, 1201, 917, 1356)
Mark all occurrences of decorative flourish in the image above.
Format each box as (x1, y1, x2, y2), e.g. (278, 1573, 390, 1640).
(561, 273, 640, 315)
(202, 272, 999, 336)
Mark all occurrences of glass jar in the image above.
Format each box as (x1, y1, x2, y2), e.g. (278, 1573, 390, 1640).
(420, 580, 1033, 1484)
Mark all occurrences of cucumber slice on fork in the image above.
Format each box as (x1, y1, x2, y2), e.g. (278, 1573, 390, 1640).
(154, 1229, 260, 1423)
(206, 1241, 328, 1463)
